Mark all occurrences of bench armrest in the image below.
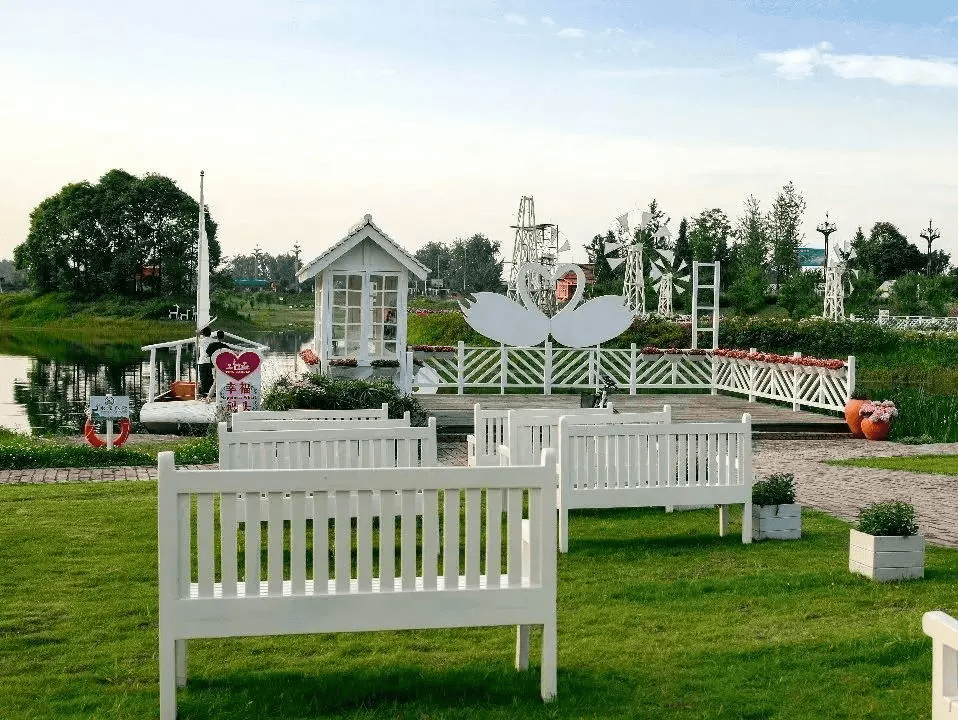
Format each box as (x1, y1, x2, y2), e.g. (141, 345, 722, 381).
(467, 435, 476, 465)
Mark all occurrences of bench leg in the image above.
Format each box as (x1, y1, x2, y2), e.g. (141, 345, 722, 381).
(742, 501, 753, 544)
(175, 639, 187, 687)
(559, 508, 568, 553)
(516, 625, 530, 670)
(718, 504, 729, 537)
(540, 620, 557, 702)
(159, 634, 177, 720)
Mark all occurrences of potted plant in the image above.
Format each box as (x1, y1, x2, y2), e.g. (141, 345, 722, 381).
(327, 357, 358, 378)
(369, 358, 401, 379)
(844, 392, 868, 438)
(859, 399, 899, 441)
(849, 500, 923, 581)
(751, 473, 801, 540)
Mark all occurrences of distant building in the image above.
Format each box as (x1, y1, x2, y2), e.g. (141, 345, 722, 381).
(233, 278, 270, 291)
(556, 263, 595, 302)
(798, 247, 826, 271)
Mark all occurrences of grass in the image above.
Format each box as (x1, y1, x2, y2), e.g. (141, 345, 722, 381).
(828, 454, 958, 476)
(1, 481, 955, 719)
(0, 430, 218, 469)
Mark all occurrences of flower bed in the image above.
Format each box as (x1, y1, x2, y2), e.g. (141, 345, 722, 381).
(713, 348, 845, 370)
(328, 357, 358, 367)
(410, 345, 457, 352)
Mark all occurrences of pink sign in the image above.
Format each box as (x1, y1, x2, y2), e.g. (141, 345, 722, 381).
(214, 351, 262, 380)
(213, 350, 262, 413)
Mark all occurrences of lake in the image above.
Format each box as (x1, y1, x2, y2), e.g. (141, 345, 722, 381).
(0, 329, 314, 435)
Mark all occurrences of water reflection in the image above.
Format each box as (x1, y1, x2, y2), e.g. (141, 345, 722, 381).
(0, 329, 313, 435)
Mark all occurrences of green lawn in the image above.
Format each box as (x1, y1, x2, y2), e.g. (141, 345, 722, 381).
(828, 454, 958, 476)
(1, 481, 955, 719)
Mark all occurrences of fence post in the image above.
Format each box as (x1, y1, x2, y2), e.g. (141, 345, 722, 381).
(148, 348, 158, 401)
(544, 342, 553, 395)
(847, 355, 856, 403)
(748, 347, 757, 403)
(629, 343, 637, 395)
(500, 344, 507, 395)
(594, 344, 601, 388)
(710, 352, 718, 395)
(792, 352, 801, 411)
(457, 341, 465, 395)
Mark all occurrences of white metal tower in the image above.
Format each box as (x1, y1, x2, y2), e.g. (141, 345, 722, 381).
(508, 196, 559, 315)
(622, 244, 646, 316)
(823, 239, 856, 322)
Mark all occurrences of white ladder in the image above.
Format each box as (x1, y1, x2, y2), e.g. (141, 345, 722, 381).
(691, 261, 720, 350)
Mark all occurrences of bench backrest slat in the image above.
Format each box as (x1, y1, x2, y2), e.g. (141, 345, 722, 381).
(219, 418, 438, 471)
(233, 403, 390, 422)
(231, 415, 410, 433)
(157, 451, 557, 603)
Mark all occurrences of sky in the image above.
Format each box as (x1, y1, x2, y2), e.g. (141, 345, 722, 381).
(1, 0, 956, 269)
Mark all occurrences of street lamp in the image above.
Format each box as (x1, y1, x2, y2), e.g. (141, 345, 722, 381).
(920, 219, 940, 277)
(816, 212, 838, 270)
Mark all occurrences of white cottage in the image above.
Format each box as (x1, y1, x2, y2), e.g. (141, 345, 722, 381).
(297, 214, 429, 373)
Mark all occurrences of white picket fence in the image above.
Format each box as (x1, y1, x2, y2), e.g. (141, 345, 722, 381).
(412, 342, 855, 413)
(852, 313, 958, 332)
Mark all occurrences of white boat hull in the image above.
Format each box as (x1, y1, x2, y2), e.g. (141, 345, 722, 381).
(139, 399, 218, 434)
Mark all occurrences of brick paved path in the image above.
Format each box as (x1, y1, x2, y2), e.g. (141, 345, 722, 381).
(3, 439, 957, 547)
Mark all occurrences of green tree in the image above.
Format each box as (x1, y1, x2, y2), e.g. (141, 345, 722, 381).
(688, 209, 732, 292)
(778, 269, 822, 318)
(446, 234, 505, 294)
(767, 181, 806, 284)
(869, 221, 924, 282)
(14, 170, 217, 297)
(414, 241, 453, 293)
(927, 249, 951, 276)
(890, 273, 950, 316)
(585, 231, 617, 292)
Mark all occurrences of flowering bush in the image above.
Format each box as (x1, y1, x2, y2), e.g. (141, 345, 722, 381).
(299, 349, 319, 365)
(328, 357, 357, 367)
(859, 400, 899, 423)
(411, 309, 462, 316)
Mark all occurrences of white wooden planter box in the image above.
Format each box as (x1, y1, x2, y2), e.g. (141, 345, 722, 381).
(849, 529, 924, 581)
(752, 504, 801, 540)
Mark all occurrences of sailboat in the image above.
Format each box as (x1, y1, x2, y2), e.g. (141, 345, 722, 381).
(139, 172, 267, 433)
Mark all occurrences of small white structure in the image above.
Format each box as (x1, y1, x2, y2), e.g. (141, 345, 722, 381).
(922, 611, 958, 719)
(297, 215, 429, 374)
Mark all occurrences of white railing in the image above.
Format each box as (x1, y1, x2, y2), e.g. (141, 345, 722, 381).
(412, 342, 854, 413)
(851, 313, 958, 332)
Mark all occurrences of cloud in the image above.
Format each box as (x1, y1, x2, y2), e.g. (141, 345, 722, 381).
(504, 13, 526, 26)
(944, 15, 958, 23)
(557, 27, 584, 39)
(761, 43, 958, 86)
(541, 16, 555, 26)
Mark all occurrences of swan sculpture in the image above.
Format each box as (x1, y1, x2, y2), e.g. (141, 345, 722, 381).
(460, 263, 633, 348)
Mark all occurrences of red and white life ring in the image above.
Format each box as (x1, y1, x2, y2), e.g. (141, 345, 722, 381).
(83, 418, 131, 448)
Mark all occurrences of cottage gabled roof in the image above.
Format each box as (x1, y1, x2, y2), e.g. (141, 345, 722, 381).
(296, 214, 430, 282)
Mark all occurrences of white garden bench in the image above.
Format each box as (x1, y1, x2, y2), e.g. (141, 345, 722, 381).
(556, 414, 754, 551)
(157, 450, 559, 719)
(219, 417, 437, 470)
(923, 610, 958, 719)
(467, 405, 613, 467)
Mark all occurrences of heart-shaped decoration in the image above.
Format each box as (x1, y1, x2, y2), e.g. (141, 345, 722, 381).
(215, 351, 262, 380)
(516, 262, 585, 318)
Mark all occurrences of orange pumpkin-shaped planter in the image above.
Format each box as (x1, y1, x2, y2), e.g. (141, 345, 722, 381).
(860, 417, 892, 441)
(845, 399, 866, 438)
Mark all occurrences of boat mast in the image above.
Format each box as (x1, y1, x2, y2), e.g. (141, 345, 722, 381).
(196, 171, 211, 333)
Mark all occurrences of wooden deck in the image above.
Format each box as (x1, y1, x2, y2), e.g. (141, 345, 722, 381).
(417, 392, 847, 432)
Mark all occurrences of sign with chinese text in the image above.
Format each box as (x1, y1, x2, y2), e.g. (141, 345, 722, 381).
(214, 350, 263, 413)
(90, 395, 130, 420)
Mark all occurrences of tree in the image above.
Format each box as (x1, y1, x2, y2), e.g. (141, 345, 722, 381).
(0, 259, 26, 291)
(585, 231, 616, 291)
(890, 273, 949, 316)
(777, 269, 821, 319)
(868, 221, 924, 282)
(688, 209, 732, 292)
(414, 241, 454, 292)
(445, 234, 505, 294)
(14, 170, 218, 297)
(926, 249, 950, 276)
(767, 181, 806, 285)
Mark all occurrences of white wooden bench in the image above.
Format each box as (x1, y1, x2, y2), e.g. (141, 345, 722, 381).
(467, 405, 613, 467)
(157, 450, 559, 719)
(219, 417, 438, 470)
(557, 414, 753, 551)
(923, 611, 958, 719)
(231, 415, 411, 432)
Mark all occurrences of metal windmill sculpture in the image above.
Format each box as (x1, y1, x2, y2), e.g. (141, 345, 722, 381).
(823, 238, 858, 322)
(650, 245, 689, 317)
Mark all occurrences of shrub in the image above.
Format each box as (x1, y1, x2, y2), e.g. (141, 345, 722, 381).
(857, 500, 919, 537)
(752, 473, 796, 506)
(261, 373, 428, 426)
(0, 431, 153, 470)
